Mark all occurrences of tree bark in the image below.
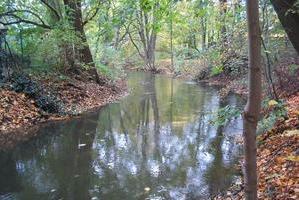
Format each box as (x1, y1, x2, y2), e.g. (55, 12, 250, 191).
(201, 17, 207, 50)
(220, 0, 228, 47)
(63, 0, 102, 84)
(270, 0, 299, 54)
(170, 12, 174, 71)
(136, 8, 157, 71)
(243, 0, 262, 199)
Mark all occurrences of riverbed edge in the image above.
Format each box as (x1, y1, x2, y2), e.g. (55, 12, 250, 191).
(0, 78, 128, 150)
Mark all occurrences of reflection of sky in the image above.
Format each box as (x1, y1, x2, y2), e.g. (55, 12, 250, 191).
(0, 72, 243, 200)
(90, 82, 242, 199)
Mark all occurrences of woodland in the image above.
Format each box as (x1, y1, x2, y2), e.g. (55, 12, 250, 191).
(0, 0, 298, 200)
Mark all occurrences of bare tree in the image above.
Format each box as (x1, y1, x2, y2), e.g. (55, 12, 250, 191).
(243, 0, 262, 199)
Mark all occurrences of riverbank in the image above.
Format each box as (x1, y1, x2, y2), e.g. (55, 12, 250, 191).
(214, 93, 299, 200)
(0, 76, 127, 150)
(204, 62, 298, 198)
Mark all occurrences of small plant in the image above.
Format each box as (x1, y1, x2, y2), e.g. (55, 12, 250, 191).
(210, 105, 241, 126)
(210, 65, 224, 76)
(257, 99, 287, 134)
(96, 63, 112, 77)
(289, 64, 299, 75)
(94, 45, 125, 80)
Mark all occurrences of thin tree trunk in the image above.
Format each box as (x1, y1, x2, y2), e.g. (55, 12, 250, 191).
(170, 12, 174, 71)
(243, 0, 262, 199)
(220, 0, 228, 47)
(136, 9, 157, 71)
(201, 14, 207, 50)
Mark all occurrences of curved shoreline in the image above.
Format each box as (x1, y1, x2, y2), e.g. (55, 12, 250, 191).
(0, 79, 128, 151)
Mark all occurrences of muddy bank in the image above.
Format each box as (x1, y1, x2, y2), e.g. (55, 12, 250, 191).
(0, 77, 127, 150)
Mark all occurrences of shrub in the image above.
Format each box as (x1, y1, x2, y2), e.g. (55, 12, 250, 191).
(257, 99, 287, 134)
(210, 65, 224, 76)
(210, 105, 241, 127)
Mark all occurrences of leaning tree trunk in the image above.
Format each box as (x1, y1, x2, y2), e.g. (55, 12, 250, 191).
(63, 0, 102, 84)
(270, 0, 299, 54)
(243, 0, 262, 199)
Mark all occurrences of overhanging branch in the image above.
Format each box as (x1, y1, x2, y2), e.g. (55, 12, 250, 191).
(40, 0, 61, 20)
(0, 10, 51, 29)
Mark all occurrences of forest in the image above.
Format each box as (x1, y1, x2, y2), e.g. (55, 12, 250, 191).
(0, 0, 298, 200)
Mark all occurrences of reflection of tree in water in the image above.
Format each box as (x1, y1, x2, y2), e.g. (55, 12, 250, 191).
(0, 152, 21, 196)
(92, 78, 242, 199)
(203, 95, 240, 198)
(138, 73, 160, 159)
(0, 115, 100, 200)
(0, 73, 243, 200)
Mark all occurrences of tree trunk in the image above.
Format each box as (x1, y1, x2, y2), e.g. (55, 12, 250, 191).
(144, 32, 156, 71)
(201, 17, 207, 50)
(63, 0, 102, 84)
(208, 29, 215, 47)
(220, 0, 228, 47)
(136, 9, 157, 72)
(270, 0, 299, 54)
(170, 12, 174, 71)
(243, 0, 262, 199)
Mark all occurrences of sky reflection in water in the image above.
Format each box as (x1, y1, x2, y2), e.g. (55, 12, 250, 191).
(0, 72, 243, 200)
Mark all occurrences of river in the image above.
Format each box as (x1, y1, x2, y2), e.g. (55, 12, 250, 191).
(0, 72, 243, 200)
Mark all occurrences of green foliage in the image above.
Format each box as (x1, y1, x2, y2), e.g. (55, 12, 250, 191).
(96, 63, 111, 77)
(210, 65, 223, 76)
(95, 45, 125, 80)
(30, 24, 82, 73)
(258, 99, 288, 134)
(210, 105, 241, 127)
(289, 64, 299, 75)
(1, 0, 295, 84)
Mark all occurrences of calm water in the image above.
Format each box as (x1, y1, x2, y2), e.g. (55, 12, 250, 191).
(0, 72, 243, 200)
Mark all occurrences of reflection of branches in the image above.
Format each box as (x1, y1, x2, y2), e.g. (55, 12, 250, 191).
(169, 78, 174, 131)
(119, 106, 134, 127)
(149, 76, 160, 136)
(119, 106, 129, 142)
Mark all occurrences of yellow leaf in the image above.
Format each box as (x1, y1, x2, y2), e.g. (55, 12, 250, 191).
(268, 100, 278, 107)
(286, 155, 299, 162)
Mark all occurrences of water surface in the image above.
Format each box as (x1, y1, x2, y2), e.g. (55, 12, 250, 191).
(0, 72, 243, 200)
